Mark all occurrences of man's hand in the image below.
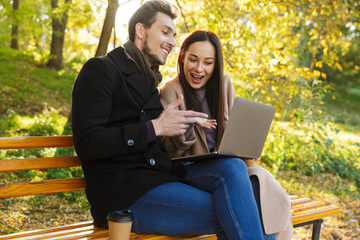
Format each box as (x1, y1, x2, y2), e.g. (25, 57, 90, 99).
(152, 95, 208, 136)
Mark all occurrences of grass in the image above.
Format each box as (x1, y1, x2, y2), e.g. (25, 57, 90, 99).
(323, 83, 360, 127)
(0, 47, 76, 116)
(0, 45, 359, 239)
(0, 193, 91, 234)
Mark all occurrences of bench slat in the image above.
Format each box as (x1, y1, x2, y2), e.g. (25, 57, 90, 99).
(292, 205, 340, 225)
(20, 227, 97, 240)
(292, 201, 326, 212)
(288, 195, 298, 200)
(0, 227, 95, 240)
(0, 222, 93, 240)
(0, 136, 74, 149)
(0, 220, 216, 240)
(292, 205, 340, 217)
(0, 178, 85, 198)
(290, 197, 312, 205)
(0, 157, 81, 172)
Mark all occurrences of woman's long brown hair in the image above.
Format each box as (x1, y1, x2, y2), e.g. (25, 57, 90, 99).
(177, 30, 225, 149)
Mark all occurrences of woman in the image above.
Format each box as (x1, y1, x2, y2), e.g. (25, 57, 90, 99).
(160, 30, 293, 239)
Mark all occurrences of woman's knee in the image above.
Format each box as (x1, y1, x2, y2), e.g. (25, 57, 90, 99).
(216, 158, 248, 175)
(204, 158, 250, 186)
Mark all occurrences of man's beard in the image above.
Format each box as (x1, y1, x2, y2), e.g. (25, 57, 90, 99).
(142, 36, 164, 66)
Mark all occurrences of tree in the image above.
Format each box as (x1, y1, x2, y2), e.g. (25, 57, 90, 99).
(173, 0, 359, 120)
(10, 0, 19, 49)
(47, 0, 72, 69)
(95, 0, 119, 57)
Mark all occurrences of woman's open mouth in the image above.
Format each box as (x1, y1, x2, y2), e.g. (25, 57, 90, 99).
(191, 74, 204, 84)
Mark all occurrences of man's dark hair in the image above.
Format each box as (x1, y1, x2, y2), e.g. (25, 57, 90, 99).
(128, 0, 179, 42)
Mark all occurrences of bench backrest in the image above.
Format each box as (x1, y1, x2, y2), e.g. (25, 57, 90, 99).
(0, 136, 85, 199)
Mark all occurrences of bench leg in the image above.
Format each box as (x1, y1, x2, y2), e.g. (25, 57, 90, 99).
(311, 219, 323, 240)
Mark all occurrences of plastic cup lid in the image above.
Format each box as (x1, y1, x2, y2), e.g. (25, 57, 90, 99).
(107, 209, 134, 223)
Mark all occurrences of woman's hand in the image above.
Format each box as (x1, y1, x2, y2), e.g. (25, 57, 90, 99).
(195, 118, 217, 129)
(244, 158, 260, 167)
(152, 95, 208, 136)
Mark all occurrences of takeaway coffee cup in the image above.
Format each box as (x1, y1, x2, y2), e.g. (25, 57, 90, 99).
(107, 209, 134, 240)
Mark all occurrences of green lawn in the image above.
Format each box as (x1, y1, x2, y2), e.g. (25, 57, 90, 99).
(0, 47, 76, 116)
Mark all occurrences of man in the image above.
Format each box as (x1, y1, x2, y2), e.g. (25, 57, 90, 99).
(72, 1, 264, 239)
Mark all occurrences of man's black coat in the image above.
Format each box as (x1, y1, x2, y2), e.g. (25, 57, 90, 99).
(72, 47, 185, 226)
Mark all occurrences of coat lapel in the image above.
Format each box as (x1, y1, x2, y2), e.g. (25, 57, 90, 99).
(107, 47, 151, 105)
(195, 125, 210, 153)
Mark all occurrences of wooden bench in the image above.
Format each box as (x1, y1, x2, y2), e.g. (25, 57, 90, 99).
(0, 136, 340, 240)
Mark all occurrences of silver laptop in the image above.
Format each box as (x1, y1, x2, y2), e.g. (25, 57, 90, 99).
(171, 97, 276, 162)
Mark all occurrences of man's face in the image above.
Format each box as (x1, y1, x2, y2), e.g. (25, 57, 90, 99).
(142, 12, 177, 66)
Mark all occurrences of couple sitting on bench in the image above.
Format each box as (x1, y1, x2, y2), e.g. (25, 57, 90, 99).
(71, 1, 292, 239)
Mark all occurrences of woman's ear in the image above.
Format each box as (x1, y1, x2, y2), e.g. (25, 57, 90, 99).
(135, 23, 144, 40)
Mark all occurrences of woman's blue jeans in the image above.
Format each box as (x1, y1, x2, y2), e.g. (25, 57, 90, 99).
(127, 158, 275, 240)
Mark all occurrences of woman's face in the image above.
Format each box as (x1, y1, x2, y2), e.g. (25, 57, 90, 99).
(182, 41, 216, 89)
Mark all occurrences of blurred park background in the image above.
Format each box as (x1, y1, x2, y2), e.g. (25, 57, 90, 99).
(0, 0, 359, 239)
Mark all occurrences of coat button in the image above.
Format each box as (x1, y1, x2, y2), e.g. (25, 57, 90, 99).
(141, 110, 145, 115)
(127, 139, 134, 146)
(149, 158, 156, 165)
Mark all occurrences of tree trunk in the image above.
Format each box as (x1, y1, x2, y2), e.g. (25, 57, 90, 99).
(10, 0, 19, 49)
(47, 0, 72, 69)
(95, 0, 119, 57)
